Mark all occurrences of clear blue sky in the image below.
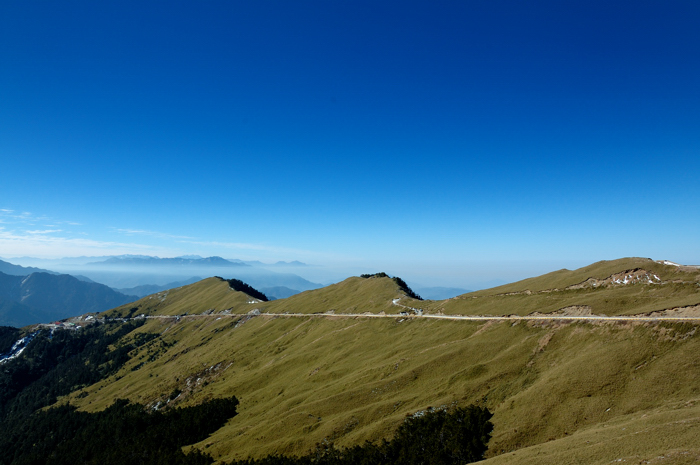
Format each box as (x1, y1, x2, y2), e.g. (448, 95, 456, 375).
(1, 1, 699, 287)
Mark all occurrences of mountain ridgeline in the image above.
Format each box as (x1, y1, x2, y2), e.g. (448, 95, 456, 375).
(0, 259, 56, 277)
(73, 255, 323, 291)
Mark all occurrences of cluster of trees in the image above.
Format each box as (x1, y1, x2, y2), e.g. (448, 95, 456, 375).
(218, 277, 269, 302)
(227, 405, 493, 465)
(0, 326, 21, 354)
(0, 321, 150, 422)
(359, 273, 422, 300)
(0, 396, 239, 465)
(0, 319, 240, 465)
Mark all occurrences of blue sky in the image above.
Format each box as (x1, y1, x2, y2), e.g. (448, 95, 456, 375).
(1, 1, 699, 288)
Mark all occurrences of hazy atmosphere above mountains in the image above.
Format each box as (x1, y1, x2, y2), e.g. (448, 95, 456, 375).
(1, 1, 698, 289)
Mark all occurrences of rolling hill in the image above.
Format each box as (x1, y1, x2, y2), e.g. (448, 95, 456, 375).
(3, 257, 700, 464)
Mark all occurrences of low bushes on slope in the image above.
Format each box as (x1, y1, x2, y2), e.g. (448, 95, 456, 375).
(0, 321, 152, 422)
(0, 326, 20, 354)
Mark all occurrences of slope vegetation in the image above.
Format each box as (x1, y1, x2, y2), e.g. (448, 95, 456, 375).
(8, 259, 700, 464)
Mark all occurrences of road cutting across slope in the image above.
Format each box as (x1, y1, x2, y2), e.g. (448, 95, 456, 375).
(130, 300, 700, 323)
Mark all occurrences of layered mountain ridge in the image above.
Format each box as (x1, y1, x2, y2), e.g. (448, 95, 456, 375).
(0, 271, 138, 327)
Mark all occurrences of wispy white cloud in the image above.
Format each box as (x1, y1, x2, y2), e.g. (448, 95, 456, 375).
(0, 209, 76, 227)
(181, 239, 333, 260)
(114, 229, 308, 255)
(0, 207, 332, 263)
(26, 229, 63, 234)
(0, 210, 177, 257)
(114, 227, 333, 260)
(0, 229, 177, 258)
(114, 228, 196, 241)
(183, 240, 280, 252)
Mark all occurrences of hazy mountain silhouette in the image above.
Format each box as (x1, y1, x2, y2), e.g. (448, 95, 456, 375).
(0, 271, 138, 327)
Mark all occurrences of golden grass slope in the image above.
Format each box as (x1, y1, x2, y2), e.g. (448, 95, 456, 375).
(107, 274, 414, 318)
(106, 259, 700, 320)
(65, 315, 700, 464)
(426, 258, 700, 317)
(467, 258, 699, 295)
(261, 275, 407, 315)
(106, 277, 264, 317)
(60, 258, 700, 464)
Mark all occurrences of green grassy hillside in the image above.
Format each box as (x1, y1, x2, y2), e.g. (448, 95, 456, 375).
(38, 258, 700, 464)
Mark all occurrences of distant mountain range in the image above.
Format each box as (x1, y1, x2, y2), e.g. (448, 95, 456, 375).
(116, 277, 204, 298)
(0, 254, 314, 324)
(412, 286, 472, 300)
(91, 256, 248, 267)
(0, 271, 138, 327)
(3, 256, 322, 298)
(259, 286, 301, 300)
(70, 255, 322, 291)
(0, 259, 56, 277)
(0, 259, 99, 285)
(270, 260, 309, 267)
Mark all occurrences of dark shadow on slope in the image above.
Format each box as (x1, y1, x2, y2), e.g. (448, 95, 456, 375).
(217, 277, 269, 302)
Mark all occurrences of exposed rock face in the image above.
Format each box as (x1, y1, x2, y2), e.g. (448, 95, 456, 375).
(567, 269, 662, 289)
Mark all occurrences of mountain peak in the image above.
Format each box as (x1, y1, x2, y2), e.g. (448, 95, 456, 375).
(273, 260, 309, 267)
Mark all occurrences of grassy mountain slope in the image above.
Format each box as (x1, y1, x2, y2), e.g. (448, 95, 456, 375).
(63, 314, 700, 464)
(261, 275, 414, 315)
(468, 258, 699, 295)
(107, 277, 263, 318)
(107, 275, 420, 319)
(426, 258, 700, 317)
(4, 258, 694, 464)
